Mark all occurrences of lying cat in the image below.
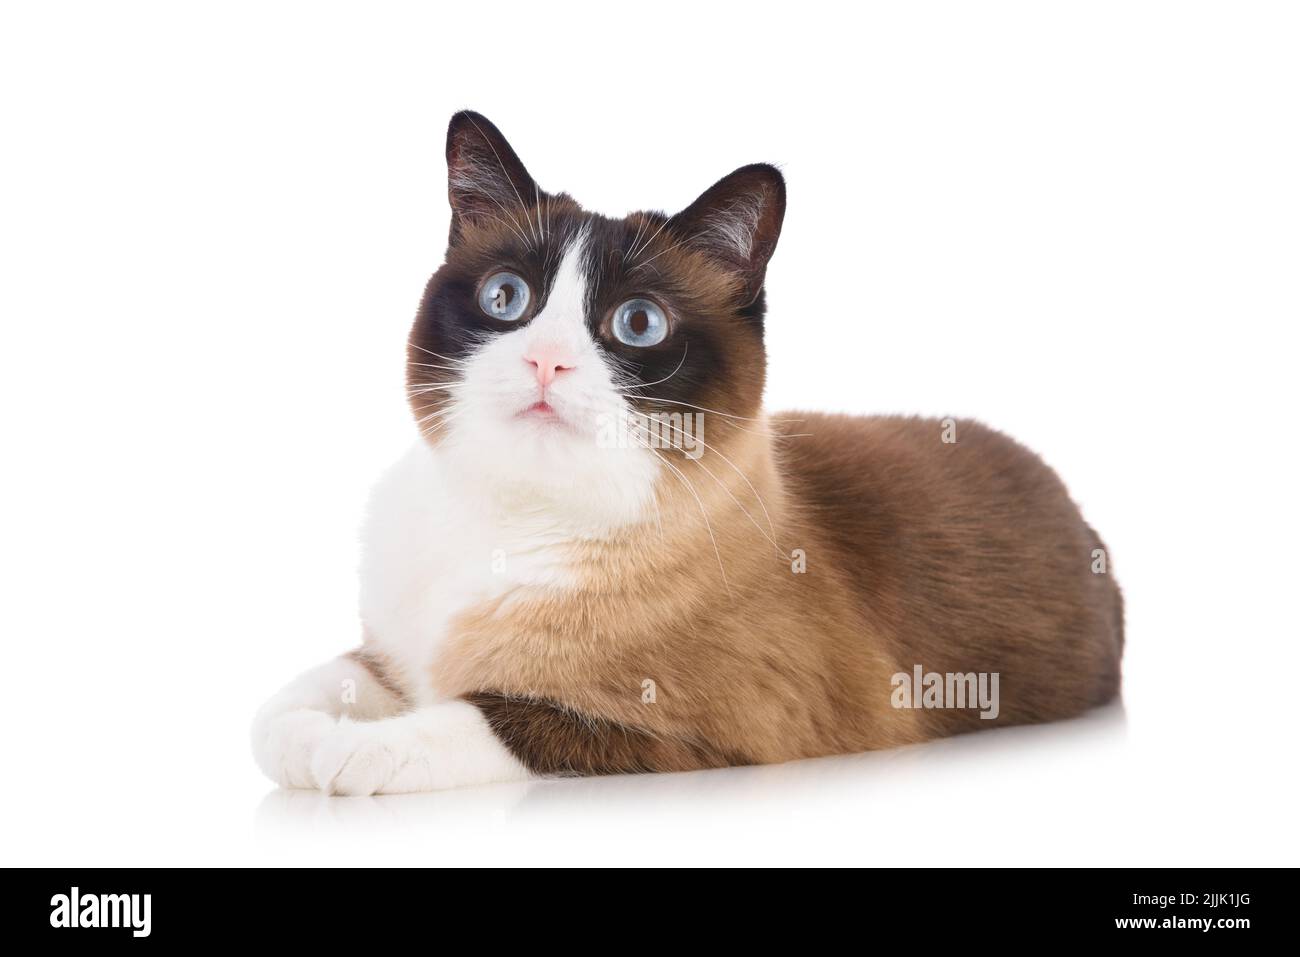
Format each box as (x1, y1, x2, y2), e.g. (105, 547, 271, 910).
(252, 111, 1124, 795)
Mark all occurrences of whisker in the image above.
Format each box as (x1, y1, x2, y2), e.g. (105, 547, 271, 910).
(719, 420, 814, 440)
(629, 215, 673, 263)
(408, 364, 467, 376)
(408, 344, 472, 366)
(642, 438, 731, 598)
(630, 234, 695, 274)
(646, 417, 782, 555)
(690, 454, 782, 555)
(477, 209, 533, 248)
(626, 216, 649, 263)
(621, 393, 801, 425)
(416, 403, 461, 424)
(534, 182, 545, 244)
(480, 201, 533, 248)
(419, 408, 465, 440)
(634, 341, 689, 390)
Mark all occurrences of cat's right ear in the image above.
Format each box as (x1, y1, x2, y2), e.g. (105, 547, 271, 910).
(445, 111, 539, 244)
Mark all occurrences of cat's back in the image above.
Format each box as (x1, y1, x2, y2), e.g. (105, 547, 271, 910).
(774, 413, 1123, 726)
(774, 413, 1076, 544)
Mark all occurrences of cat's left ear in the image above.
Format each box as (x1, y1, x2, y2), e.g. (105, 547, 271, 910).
(445, 110, 539, 243)
(669, 164, 786, 303)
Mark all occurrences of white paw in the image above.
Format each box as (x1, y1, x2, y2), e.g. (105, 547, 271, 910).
(310, 718, 421, 796)
(251, 708, 337, 789)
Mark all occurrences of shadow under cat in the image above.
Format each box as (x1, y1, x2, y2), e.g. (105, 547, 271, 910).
(255, 699, 1127, 840)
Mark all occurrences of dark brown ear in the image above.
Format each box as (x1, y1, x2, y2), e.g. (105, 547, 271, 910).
(445, 111, 539, 243)
(669, 163, 786, 303)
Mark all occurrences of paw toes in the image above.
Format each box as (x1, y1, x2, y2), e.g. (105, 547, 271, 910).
(253, 709, 336, 790)
(311, 724, 396, 796)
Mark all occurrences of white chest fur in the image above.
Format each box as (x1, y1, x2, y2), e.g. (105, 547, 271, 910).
(358, 442, 586, 705)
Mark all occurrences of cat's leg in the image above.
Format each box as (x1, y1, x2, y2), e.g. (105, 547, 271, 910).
(251, 651, 405, 789)
(312, 693, 740, 796)
(310, 701, 533, 796)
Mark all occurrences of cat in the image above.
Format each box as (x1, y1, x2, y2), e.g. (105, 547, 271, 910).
(251, 110, 1124, 795)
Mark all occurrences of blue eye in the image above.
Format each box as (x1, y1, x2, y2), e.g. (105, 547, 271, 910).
(612, 298, 669, 347)
(478, 271, 531, 322)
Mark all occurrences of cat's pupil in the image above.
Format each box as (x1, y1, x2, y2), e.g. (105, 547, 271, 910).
(492, 285, 515, 313)
(629, 309, 649, 336)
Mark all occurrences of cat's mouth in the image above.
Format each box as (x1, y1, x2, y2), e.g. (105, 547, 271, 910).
(516, 400, 568, 427)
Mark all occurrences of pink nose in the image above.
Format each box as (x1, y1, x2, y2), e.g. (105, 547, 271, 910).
(524, 347, 575, 388)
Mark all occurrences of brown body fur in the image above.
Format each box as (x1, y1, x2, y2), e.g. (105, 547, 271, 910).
(422, 414, 1122, 775)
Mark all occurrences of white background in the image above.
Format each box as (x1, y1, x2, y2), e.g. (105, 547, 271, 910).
(2, 1, 1297, 866)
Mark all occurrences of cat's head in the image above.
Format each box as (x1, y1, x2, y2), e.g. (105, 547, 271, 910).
(409, 111, 784, 526)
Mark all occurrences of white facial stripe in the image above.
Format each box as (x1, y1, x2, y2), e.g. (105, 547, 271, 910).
(435, 222, 658, 532)
(529, 226, 590, 343)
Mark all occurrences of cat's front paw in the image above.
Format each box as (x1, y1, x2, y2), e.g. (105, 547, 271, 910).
(252, 708, 337, 789)
(310, 718, 420, 796)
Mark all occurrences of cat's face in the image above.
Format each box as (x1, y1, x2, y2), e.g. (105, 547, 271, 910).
(408, 111, 784, 525)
